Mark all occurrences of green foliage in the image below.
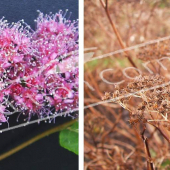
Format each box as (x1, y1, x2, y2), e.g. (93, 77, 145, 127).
(86, 60, 98, 70)
(161, 159, 170, 168)
(59, 121, 78, 155)
(150, 149, 156, 158)
(159, 0, 170, 8)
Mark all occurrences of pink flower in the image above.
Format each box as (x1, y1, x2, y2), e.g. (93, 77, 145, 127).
(0, 10, 78, 125)
(0, 113, 6, 123)
(0, 105, 6, 122)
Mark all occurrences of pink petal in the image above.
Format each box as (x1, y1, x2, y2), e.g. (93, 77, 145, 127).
(0, 113, 6, 122)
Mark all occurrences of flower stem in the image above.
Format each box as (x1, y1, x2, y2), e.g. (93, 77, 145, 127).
(0, 119, 77, 161)
(141, 126, 155, 170)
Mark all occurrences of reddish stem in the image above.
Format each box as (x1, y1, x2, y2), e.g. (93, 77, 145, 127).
(100, 0, 137, 68)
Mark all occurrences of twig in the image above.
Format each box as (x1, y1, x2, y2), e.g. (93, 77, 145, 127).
(148, 122, 170, 144)
(101, 109, 122, 153)
(157, 127, 170, 143)
(144, 1, 159, 37)
(84, 158, 102, 170)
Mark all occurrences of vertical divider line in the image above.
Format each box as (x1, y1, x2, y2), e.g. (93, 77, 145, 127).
(79, 0, 84, 169)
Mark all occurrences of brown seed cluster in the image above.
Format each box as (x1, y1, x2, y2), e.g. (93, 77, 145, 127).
(103, 75, 170, 128)
(137, 40, 170, 61)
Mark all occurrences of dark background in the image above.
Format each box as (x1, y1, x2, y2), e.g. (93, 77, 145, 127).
(0, 0, 78, 170)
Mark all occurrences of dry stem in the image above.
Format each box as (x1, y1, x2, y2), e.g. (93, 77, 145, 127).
(100, 0, 137, 68)
(141, 126, 154, 170)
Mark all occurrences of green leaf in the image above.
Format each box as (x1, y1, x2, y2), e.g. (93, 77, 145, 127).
(59, 121, 78, 155)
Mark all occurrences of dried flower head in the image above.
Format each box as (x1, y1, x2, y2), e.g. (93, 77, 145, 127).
(103, 75, 170, 129)
(137, 40, 170, 61)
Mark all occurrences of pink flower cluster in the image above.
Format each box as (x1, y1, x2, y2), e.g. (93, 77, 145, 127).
(0, 10, 79, 124)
